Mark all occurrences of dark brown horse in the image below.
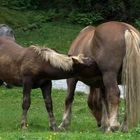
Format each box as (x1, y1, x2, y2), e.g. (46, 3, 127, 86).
(0, 37, 94, 131)
(59, 21, 140, 132)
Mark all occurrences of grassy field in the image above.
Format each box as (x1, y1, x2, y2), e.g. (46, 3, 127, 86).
(0, 87, 140, 140)
(0, 6, 83, 53)
(15, 22, 82, 53)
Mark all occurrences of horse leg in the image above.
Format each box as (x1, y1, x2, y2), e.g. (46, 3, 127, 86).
(101, 72, 120, 132)
(21, 77, 32, 129)
(59, 78, 78, 130)
(41, 81, 57, 131)
(87, 87, 102, 127)
(3, 82, 12, 88)
(0, 80, 3, 86)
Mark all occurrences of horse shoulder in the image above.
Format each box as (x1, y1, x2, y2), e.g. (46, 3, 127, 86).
(21, 49, 43, 76)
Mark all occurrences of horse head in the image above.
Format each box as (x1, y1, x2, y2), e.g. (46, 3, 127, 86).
(0, 24, 15, 40)
(71, 54, 95, 67)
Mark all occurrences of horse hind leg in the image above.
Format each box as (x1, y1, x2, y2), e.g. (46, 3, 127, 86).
(59, 78, 78, 130)
(101, 72, 120, 132)
(40, 81, 58, 131)
(0, 80, 3, 86)
(87, 87, 102, 127)
(21, 77, 32, 129)
(3, 82, 12, 88)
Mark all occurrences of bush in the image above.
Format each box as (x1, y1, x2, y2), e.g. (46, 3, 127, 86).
(135, 18, 140, 29)
(68, 11, 104, 25)
(1, 0, 40, 10)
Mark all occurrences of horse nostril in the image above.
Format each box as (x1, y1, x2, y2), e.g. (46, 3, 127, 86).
(97, 123, 101, 127)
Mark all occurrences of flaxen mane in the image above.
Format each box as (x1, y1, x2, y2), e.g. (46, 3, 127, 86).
(30, 45, 80, 71)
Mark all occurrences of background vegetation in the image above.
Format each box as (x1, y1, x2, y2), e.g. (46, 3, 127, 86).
(0, 0, 140, 52)
(1, 0, 140, 26)
(0, 6, 84, 52)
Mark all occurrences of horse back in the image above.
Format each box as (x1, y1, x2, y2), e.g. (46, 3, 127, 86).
(68, 26, 95, 56)
(91, 21, 130, 73)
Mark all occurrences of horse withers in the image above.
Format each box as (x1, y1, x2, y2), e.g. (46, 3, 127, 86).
(0, 37, 94, 131)
(59, 21, 140, 132)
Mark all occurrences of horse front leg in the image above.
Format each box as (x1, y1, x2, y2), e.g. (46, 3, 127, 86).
(101, 72, 120, 132)
(21, 77, 32, 129)
(0, 80, 3, 86)
(41, 81, 57, 131)
(59, 78, 78, 130)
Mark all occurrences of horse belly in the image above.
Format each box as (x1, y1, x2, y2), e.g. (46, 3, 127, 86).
(78, 66, 102, 87)
(79, 76, 102, 87)
(0, 73, 22, 86)
(0, 63, 22, 86)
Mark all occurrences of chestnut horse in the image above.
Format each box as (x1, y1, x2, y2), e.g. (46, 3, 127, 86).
(0, 37, 94, 131)
(59, 21, 140, 132)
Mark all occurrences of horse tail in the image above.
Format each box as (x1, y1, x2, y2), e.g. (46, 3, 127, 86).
(122, 29, 140, 129)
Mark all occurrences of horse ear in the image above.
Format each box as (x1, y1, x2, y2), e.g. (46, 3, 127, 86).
(71, 56, 83, 64)
(71, 55, 94, 66)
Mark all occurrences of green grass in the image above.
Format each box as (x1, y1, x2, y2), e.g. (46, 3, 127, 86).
(0, 6, 83, 53)
(15, 22, 82, 53)
(0, 87, 140, 140)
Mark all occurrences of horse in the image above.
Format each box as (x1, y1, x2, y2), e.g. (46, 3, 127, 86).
(59, 21, 140, 132)
(0, 24, 15, 40)
(0, 24, 15, 88)
(0, 37, 94, 131)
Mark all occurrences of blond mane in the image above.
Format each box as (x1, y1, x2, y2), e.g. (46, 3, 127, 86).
(30, 45, 75, 71)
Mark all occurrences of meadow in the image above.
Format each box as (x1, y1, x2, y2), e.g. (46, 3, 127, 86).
(0, 87, 140, 140)
(0, 7, 140, 140)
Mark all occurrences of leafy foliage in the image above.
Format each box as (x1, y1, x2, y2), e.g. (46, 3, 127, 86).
(135, 18, 140, 29)
(1, 0, 40, 9)
(68, 12, 104, 25)
(1, 0, 140, 25)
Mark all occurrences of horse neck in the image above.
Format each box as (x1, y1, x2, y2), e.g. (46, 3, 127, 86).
(43, 63, 80, 80)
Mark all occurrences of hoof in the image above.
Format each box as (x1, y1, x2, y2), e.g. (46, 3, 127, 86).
(58, 124, 67, 131)
(21, 126, 28, 131)
(58, 122, 69, 131)
(97, 123, 101, 128)
(21, 125, 28, 130)
(50, 125, 59, 132)
(109, 122, 120, 132)
(100, 124, 120, 132)
(120, 122, 128, 132)
(100, 125, 107, 132)
(110, 125, 120, 132)
(21, 121, 28, 130)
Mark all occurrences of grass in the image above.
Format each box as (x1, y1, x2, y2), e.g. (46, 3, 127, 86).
(0, 87, 140, 140)
(15, 22, 82, 53)
(0, 6, 83, 53)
